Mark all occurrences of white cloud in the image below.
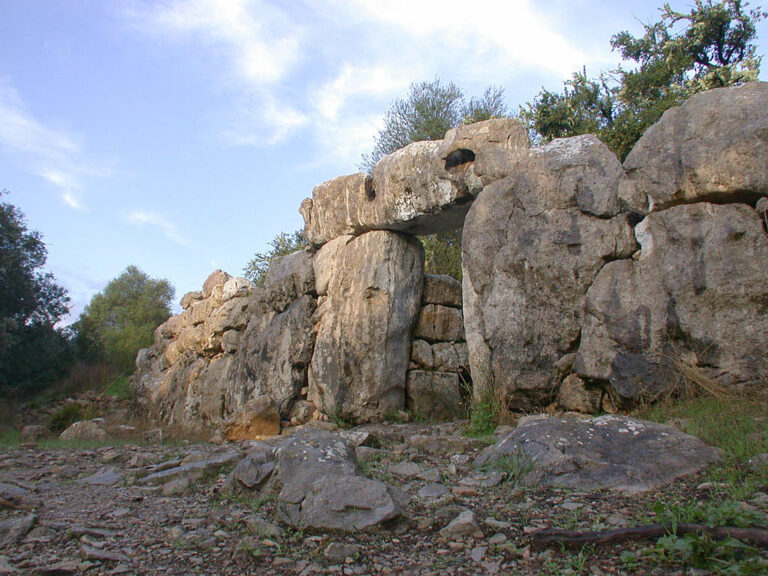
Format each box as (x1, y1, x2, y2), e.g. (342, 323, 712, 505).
(0, 80, 95, 208)
(337, 0, 599, 78)
(126, 210, 191, 247)
(121, 0, 618, 167)
(312, 64, 408, 122)
(127, 0, 303, 86)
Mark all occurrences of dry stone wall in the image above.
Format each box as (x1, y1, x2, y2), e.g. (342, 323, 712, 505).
(133, 83, 768, 434)
(407, 274, 470, 421)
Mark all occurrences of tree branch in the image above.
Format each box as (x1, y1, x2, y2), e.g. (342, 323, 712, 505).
(532, 523, 768, 550)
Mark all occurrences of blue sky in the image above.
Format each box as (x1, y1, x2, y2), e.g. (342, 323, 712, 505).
(2, 0, 767, 322)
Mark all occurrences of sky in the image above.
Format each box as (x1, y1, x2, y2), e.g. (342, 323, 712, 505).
(2, 0, 768, 323)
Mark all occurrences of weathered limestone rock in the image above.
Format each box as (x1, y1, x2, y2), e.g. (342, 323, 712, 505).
(439, 117, 530, 187)
(20, 425, 49, 443)
(439, 510, 483, 541)
(622, 82, 768, 213)
(475, 415, 721, 494)
(202, 269, 231, 299)
(406, 371, 465, 421)
(300, 119, 529, 245)
(133, 255, 314, 431)
(557, 374, 602, 414)
(262, 250, 315, 313)
(313, 235, 353, 296)
(309, 231, 423, 421)
(59, 420, 108, 442)
(224, 396, 280, 440)
(410, 341, 469, 372)
(414, 304, 464, 342)
(462, 135, 637, 410)
(226, 294, 317, 418)
(407, 273, 469, 421)
(575, 203, 768, 405)
(422, 273, 462, 307)
(231, 430, 402, 532)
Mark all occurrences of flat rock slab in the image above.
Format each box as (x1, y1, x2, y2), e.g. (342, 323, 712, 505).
(139, 451, 241, 484)
(0, 514, 37, 548)
(78, 468, 122, 486)
(475, 415, 720, 494)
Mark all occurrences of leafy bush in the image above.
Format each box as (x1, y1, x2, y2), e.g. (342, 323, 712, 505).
(47, 403, 96, 433)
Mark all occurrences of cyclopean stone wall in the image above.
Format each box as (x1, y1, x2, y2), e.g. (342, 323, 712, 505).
(133, 82, 768, 435)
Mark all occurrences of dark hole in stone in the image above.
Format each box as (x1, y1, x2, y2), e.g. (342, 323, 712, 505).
(444, 148, 476, 170)
(364, 179, 376, 201)
(627, 211, 645, 227)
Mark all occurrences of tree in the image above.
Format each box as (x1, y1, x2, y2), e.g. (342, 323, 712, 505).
(74, 266, 174, 373)
(0, 191, 72, 397)
(360, 78, 508, 173)
(243, 230, 309, 285)
(360, 79, 509, 279)
(521, 0, 765, 160)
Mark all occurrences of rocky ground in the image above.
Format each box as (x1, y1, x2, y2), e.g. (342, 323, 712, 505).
(1, 420, 767, 576)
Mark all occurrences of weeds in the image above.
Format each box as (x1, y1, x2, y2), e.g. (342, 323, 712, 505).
(464, 391, 499, 437)
(47, 403, 97, 433)
(479, 449, 533, 485)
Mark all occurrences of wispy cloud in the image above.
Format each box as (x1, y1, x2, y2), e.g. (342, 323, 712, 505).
(0, 79, 105, 209)
(138, 0, 303, 86)
(336, 0, 600, 78)
(121, 0, 617, 168)
(126, 210, 191, 247)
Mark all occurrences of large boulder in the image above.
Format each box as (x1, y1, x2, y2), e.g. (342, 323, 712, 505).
(462, 135, 637, 409)
(621, 82, 768, 213)
(475, 415, 721, 494)
(229, 431, 403, 532)
(225, 295, 317, 418)
(309, 231, 424, 421)
(300, 119, 529, 245)
(575, 202, 768, 405)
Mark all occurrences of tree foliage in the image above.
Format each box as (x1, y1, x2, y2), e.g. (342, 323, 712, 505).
(243, 230, 309, 285)
(74, 265, 174, 373)
(521, 0, 765, 160)
(360, 79, 508, 173)
(0, 191, 72, 397)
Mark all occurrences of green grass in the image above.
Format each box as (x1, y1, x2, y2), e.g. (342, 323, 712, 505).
(478, 450, 534, 485)
(463, 391, 499, 437)
(103, 374, 132, 399)
(634, 394, 768, 574)
(636, 395, 768, 463)
(0, 429, 21, 448)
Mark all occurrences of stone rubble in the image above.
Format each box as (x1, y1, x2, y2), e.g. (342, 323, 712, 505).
(0, 417, 765, 575)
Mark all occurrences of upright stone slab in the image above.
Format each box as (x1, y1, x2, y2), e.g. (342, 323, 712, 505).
(309, 231, 424, 421)
(462, 135, 637, 410)
(575, 203, 768, 405)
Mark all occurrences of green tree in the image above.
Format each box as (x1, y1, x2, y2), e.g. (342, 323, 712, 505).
(74, 266, 175, 373)
(243, 230, 309, 285)
(521, 0, 765, 160)
(360, 79, 508, 280)
(360, 78, 508, 173)
(0, 191, 72, 397)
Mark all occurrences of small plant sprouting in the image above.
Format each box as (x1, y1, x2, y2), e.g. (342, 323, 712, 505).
(464, 391, 499, 437)
(479, 449, 533, 485)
